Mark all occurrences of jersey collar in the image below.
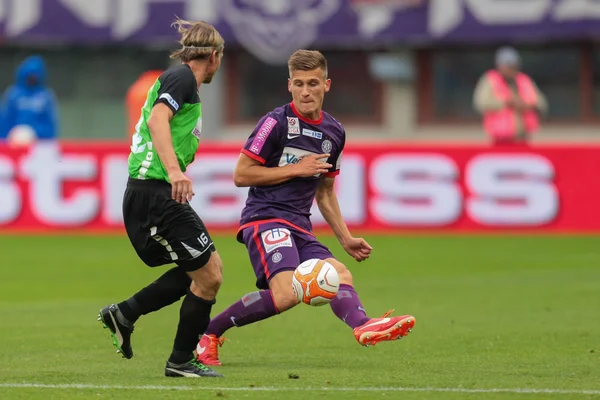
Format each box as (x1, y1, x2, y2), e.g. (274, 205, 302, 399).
(290, 101, 323, 125)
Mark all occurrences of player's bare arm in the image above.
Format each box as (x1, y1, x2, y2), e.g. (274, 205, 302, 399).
(233, 152, 332, 187)
(147, 103, 193, 204)
(316, 176, 373, 262)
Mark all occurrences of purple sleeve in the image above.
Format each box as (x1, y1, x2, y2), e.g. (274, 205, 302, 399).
(325, 133, 345, 177)
(240, 114, 281, 164)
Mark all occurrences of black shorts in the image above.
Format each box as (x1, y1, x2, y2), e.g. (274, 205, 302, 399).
(122, 177, 216, 272)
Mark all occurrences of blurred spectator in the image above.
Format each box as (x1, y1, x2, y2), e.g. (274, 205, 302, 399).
(474, 47, 548, 145)
(0, 55, 59, 144)
(125, 70, 164, 139)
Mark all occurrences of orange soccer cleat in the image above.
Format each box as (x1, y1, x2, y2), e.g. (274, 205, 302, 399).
(353, 310, 415, 347)
(196, 334, 228, 366)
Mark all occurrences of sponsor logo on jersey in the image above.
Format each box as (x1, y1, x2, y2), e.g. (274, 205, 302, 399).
(130, 133, 147, 154)
(278, 147, 318, 166)
(278, 147, 328, 176)
(250, 117, 277, 154)
(302, 128, 322, 139)
(261, 228, 293, 253)
(287, 117, 300, 137)
(159, 93, 179, 111)
(192, 117, 203, 139)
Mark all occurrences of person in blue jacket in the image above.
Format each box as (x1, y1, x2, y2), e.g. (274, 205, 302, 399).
(0, 55, 59, 141)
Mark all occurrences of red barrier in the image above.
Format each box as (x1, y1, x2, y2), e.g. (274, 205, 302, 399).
(1, 141, 600, 233)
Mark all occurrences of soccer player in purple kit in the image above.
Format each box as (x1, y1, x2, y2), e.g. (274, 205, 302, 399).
(196, 50, 415, 366)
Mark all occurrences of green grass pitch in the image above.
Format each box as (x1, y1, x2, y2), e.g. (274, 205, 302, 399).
(0, 233, 599, 400)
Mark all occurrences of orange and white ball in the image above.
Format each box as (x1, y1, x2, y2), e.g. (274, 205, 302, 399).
(292, 259, 340, 306)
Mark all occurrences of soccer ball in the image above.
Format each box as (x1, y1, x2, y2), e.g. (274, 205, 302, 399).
(292, 258, 340, 306)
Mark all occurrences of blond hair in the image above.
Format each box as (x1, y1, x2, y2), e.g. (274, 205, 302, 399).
(288, 50, 328, 78)
(170, 18, 224, 62)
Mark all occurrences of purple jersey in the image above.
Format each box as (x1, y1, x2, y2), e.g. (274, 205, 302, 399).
(238, 102, 345, 236)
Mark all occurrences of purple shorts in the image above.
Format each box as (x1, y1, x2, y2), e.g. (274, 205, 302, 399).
(241, 221, 334, 290)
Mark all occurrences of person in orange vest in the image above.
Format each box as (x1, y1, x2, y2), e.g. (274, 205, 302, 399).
(125, 70, 164, 139)
(474, 47, 548, 145)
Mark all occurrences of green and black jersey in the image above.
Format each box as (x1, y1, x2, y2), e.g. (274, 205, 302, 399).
(128, 64, 203, 182)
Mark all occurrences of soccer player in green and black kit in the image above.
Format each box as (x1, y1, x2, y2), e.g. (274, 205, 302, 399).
(98, 19, 225, 378)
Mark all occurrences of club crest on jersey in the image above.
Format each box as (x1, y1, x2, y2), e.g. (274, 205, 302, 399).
(302, 128, 322, 139)
(261, 228, 293, 253)
(287, 117, 300, 136)
(272, 252, 283, 263)
(322, 139, 333, 153)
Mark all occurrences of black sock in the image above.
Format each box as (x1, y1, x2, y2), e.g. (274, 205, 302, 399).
(169, 289, 215, 364)
(117, 267, 191, 323)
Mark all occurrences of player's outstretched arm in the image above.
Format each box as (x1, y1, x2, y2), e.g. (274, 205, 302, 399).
(233, 152, 332, 187)
(316, 176, 372, 262)
(147, 103, 193, 203)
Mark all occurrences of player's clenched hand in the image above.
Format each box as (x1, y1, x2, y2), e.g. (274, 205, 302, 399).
(342, 237, 373, 262)
(292, 153, 333, 177)
(169, 170, 195, 204)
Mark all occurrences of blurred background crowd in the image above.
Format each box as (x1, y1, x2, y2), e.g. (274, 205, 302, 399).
(1, 0, 599, 146)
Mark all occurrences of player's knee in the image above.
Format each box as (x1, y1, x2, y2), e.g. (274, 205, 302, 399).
(272, 289, 299, 312)
(187, 251, 223, 299)
(190, 271, 221, 299)
(269, 278, 299, 312)
(337, 267, 353, 285)
(268, 271, 301, 312)
(212, 270, 223, 292)
(325, 258, 353, 285)
(204, 256, 223, 293)
(204, 268, 222, 294)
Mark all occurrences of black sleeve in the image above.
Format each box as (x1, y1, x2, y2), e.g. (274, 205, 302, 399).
(153, 67, 195, 115)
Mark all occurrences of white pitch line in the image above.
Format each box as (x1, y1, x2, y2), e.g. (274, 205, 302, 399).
(0, 383, 599, 395)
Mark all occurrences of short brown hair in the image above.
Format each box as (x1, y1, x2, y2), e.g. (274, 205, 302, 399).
(170, 18, 224, 62)
(288, 50, 328, 78)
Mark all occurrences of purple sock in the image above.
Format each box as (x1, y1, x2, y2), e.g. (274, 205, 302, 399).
(205, 290, 279, 337)
(330, 284, 370, 329)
